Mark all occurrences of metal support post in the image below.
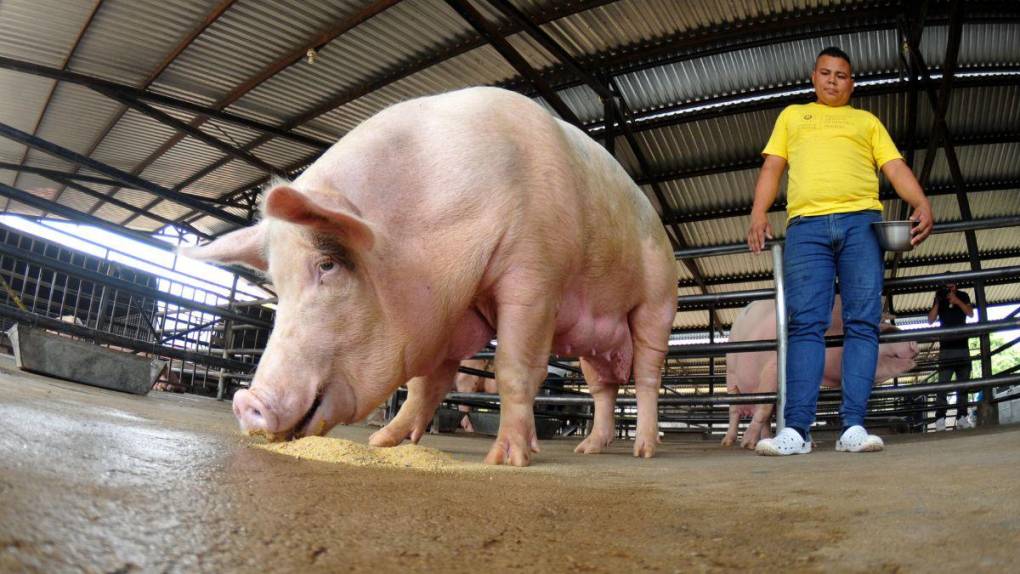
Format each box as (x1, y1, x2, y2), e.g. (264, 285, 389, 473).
(217, 273, 240, 401)
(771, 244, 788, 430)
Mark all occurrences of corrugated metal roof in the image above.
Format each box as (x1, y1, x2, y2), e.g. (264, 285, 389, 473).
(0, 0, 97, 68)
(67, 0, 223, 88)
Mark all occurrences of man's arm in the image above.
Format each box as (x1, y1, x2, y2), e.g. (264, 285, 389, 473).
(928, 294, 940, 324)
(881, 159, 934, 246)
(949, 291, 975, 317)
(747, 154, 787, 253)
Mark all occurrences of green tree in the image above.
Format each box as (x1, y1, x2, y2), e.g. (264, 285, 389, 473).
(969, 333, 1020, 378)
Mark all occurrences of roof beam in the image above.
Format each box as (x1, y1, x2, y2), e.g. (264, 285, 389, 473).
(0, 122, 247, 226)
(0, 56, 331, 151)
(0, 180, 192, 253)
(90, 87, 285, 177)
(43, 0, 239, 214)
(21, 170, 211, 239)
(4, 0, 104, 214)
(444, 0, 582, 126)
(108, 0, 398, 227)
(0, 162, 124, 187)
(502, 1, 1020, 98)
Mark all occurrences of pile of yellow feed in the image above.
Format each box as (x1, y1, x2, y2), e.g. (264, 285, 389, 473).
(256, 436, 485, 473)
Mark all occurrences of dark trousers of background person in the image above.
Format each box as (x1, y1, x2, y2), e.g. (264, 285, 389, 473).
(935, 347, 971, 421)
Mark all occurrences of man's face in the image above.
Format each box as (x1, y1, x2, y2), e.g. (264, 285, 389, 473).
(947, 283, 957, 292)
(812, 55, 854, 107)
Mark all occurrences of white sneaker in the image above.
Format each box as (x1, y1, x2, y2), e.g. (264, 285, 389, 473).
(755, 427, 811, 456)
(935, 418, 946, 432)
(957, 416, 972, 430)
(836, 425, 884, 453)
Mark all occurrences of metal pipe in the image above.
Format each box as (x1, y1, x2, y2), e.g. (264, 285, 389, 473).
(677, 264, 1020, 307)
(0, 240, 271, 328)
(0, 304, 250, 371)
(447, 373, 1020, 406)
(0, 123, 247, 226)
(668, 317, 1020, 356)
(772, 244, 788, 430)
(674, 216, 1020, 260)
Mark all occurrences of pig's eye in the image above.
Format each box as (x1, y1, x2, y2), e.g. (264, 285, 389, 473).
(317, 260, 336, 273)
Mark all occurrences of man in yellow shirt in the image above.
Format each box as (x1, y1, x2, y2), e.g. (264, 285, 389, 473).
(746, 47, 933, 456)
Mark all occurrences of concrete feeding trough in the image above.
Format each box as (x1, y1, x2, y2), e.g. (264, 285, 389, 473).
(5, 323, 165, 395)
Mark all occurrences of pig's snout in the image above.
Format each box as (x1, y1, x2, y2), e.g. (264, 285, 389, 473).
(233, 389, 280, 436)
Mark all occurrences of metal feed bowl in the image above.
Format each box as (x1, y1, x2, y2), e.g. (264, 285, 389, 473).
(872, 220, 916, 252)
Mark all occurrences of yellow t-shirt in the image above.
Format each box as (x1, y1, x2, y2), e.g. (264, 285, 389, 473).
(762, 102, 902, 218)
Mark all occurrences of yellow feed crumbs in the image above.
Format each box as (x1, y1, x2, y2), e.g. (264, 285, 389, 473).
(256, 436, 488, 473)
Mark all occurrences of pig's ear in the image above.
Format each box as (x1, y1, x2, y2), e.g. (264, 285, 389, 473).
(264, 185, 375, 252)
(178, 224, 268, 271)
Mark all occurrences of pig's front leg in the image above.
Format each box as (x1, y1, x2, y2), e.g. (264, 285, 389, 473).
(721, 405, 740, 446)
(574, 357, 619, 454)
(369, 361, 458, 447)
(484, 300, 556, 467)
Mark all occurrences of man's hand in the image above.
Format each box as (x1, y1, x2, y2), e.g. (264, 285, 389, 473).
(947, 288, 962, 306)
(747, 154, 786, 254)
(882, 159, 934, 246)
(747, 210, 773, 253)
(909, 199, 933, 246)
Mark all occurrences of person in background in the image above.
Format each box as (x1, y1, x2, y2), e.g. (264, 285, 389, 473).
(928, 280, 976, 431)
(746, 46, 933, 456)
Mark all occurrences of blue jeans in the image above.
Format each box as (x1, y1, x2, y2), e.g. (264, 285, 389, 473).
(783, 210, 884, 432)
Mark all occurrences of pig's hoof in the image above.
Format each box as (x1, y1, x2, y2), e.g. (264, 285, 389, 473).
(574, 433, 612, 454)
(721, 436, 735, 447)
(740, 437, 758, 450)
(484, 437, 532, 467)
(368, 427, 406, 447)
(633, 437, 657, 459)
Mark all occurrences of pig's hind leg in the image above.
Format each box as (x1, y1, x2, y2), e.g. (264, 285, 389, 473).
(368, 361, 459, 447)
(626, 302, 671, 458)
(740, 360, 777, 449)
(573, 357, 621, 454)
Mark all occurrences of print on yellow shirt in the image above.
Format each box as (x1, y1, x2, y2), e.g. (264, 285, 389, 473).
(762, 102, 902, 219)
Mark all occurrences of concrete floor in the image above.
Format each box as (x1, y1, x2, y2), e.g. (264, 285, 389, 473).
(1, 356, 1018, 573)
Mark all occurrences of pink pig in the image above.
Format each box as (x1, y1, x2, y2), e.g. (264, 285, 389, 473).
(449, 358, 496, 433)
(181, 87, 677, 467)
(722, 297, 918, 449)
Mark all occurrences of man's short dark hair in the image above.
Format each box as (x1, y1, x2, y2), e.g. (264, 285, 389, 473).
(816, 46, 852, 70)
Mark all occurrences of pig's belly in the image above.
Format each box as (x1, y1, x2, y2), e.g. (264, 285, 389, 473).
(552, 311, 633, 382)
